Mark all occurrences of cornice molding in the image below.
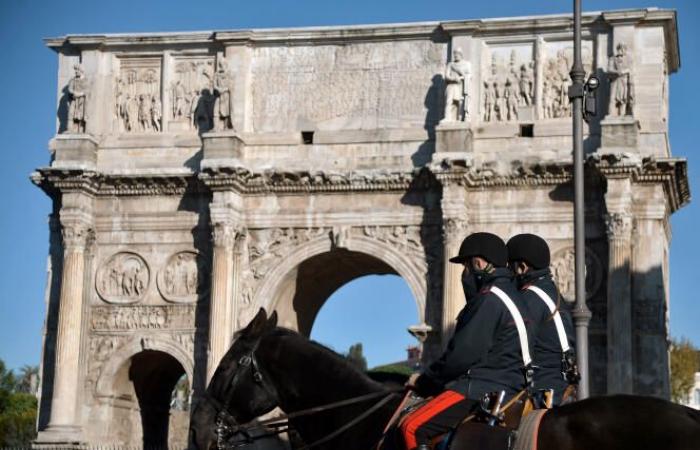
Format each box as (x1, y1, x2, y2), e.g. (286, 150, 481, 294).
(30, 169, 206, 198)
(31, 155, 689, 213)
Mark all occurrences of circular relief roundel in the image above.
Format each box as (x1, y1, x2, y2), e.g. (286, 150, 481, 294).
(157, 251, 210, 303)
(550, 246, 602, 303)
(96, 252, 150, 304)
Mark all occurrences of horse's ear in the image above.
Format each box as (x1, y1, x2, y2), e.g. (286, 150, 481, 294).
(242, 308, 268, 337)
(266, 310, 278, 330)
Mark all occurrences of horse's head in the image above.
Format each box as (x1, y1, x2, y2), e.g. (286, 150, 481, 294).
(190, 308, 279, 450)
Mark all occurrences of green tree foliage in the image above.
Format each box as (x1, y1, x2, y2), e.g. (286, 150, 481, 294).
(0, 359, 38, 446)
(16, 365, 39, 395)
(368, 363, 414, 376)
(670, 337, 700, 403)
(345, 343, 368, 372)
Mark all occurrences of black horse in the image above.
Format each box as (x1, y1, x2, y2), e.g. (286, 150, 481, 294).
(190, 309, 700, 450)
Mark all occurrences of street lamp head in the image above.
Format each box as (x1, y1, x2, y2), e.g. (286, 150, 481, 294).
(585, 76, 600, 91)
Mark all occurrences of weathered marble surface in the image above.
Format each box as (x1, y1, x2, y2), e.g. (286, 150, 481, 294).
(34, 8, 688, 448)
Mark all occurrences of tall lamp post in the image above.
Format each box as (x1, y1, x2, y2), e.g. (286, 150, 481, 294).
(569, 0, 594, 399)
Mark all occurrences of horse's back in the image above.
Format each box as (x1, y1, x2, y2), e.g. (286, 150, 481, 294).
(538, 394, 700, 450)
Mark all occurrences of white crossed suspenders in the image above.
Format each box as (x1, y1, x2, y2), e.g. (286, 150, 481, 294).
(489, 286, 532, 368)
(525, 285, 571, 353)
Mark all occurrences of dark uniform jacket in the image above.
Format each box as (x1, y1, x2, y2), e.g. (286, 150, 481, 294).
(518, 268, 575, 401)
(417, 268, 532, 399)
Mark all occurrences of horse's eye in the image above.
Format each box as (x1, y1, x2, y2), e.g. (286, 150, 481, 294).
(239, 355, 251, 366)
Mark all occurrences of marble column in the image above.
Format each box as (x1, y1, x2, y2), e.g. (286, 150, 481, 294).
(441, 218, 466, 345)
(207, 222, 237, 382)
(605, 211, 634, 393)
(43, 220, 92, 441)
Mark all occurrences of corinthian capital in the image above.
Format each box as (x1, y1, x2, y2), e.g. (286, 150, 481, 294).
(443, 217, 467, 245)
(61, 222, 93, 250)
(212, 222, 238, 249)
(604, 212, 633, 240)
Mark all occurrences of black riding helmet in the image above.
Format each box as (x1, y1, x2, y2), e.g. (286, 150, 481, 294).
(506, 233, 550, 269)
(449, 232, 508, 267)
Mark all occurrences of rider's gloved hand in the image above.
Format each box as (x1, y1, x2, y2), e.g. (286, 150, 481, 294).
(406, 373, 444, 398)
(405, 373, 421, 390)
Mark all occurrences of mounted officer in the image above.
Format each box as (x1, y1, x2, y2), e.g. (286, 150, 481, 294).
(507, 233, 578, 405)
(401, 232, 533, 450)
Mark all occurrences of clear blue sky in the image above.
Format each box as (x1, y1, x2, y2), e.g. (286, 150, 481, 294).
(0, 0, 698, 371)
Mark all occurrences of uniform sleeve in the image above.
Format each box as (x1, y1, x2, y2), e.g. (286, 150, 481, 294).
(421, 297, 505, 386)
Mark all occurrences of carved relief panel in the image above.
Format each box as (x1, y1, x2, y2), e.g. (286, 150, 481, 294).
(540, 40, 594, 119)
(96, 252, 150, 304)
(85, 334, 129, 395)
(480, 43, 535, 123)
(550, 246, 602, 302)
(90, 304, 196, 330)
(157, 251, 210, 303)
(169, 56, 215, 132)
(247, 227, 329, 282)
(115, 57, 163, 133)
(250, 40, 445, 132)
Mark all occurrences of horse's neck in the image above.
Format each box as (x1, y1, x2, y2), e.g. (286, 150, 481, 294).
(261, 333, 402, 450)
(267, 336, 385, 412)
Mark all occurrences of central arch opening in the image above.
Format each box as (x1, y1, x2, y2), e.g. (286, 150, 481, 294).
(311, 274, 420, 370)
(271, 248, 422, 370)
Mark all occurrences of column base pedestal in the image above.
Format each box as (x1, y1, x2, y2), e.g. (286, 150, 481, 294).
(35, 425, 83, 446)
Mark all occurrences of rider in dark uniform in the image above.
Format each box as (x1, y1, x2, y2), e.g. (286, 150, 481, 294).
(401, 232, 532, 450)
(507, 233, 577, 405)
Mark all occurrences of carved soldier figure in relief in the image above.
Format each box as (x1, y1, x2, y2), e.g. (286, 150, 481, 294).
(213, 59, 235, 131)
(607, 43, 635, 116)
(115, 77, 125, 132)
(518, 63, 534, 106)
(138, 94, 151, 132)
(189, 89, 199, 126)
(126, 94, 138, 132)
(493, 79, 505, 121)
(66, 63, 88, 133)
(443, 48, 471, 122)
(542, 79, 554, 119)
(172, 80, 186, 119)
(151, 95, 162, 132)
(504, 77, 519, 121)
(482, 80, 495, 122)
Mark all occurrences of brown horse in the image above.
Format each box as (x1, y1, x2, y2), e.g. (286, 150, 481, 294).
(190, 309, 700, 450)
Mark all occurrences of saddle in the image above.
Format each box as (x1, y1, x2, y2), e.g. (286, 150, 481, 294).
(443, 390, 550, 450)
(386, 389, 554, 450)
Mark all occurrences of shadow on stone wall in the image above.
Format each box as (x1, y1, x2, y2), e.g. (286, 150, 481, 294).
(56, 85, 70, 134)
(37, 211, 63, 431)
(411, 73, 445, 168)
(178, 190, 212, 404)
(401, 168, 444, 361)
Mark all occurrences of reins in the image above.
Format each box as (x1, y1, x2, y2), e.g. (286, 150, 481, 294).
(217, 385, 403, 449)
(257, 387, 404, 427)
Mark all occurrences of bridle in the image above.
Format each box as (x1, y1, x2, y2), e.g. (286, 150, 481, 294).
(210, 340, 274, 447)
(208, 343, 401, 450)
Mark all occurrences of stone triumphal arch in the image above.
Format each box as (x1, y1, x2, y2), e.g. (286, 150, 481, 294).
(34, 8, 689, 447)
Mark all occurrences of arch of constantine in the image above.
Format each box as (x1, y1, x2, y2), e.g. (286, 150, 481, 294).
(33, 8, 689, 447)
